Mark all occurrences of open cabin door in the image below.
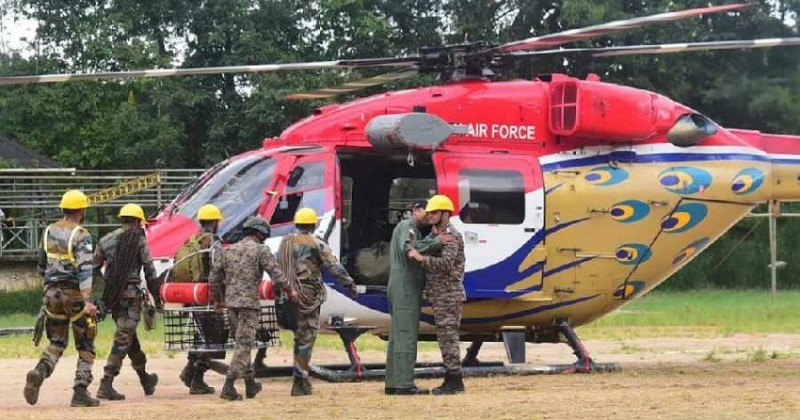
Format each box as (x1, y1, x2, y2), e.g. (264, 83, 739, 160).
(433, 152, 548, 300)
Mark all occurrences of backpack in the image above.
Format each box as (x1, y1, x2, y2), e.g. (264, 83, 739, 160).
(172, 232, 213, 283)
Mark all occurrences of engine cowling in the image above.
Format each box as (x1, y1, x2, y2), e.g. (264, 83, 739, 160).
(549, 75, 665, 142)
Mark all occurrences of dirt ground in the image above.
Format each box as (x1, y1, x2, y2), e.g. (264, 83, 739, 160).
(4, 334, 800, 420)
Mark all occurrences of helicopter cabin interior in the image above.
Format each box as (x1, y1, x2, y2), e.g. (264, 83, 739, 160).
(338, 149, 436, 286)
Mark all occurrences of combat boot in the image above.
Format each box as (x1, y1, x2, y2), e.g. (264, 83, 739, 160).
(190, 370, 215, 395)
(96, 376, 126, 400)
(136, 370, 158, 396)
(432, 372, 465, 396)
(71, 386, 100, 407)
(179, 361, 194, 388)
(23, 363, 48, 406)
(302, 377, 313, 395)
(244, 376, 262, 399)
(290, 377, 310, 397)
(220, 377, 242, 401)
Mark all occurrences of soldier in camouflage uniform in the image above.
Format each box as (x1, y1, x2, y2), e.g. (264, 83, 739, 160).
(24, 190, 100, 407)
(278, 207, 359, 396)
(178, 204, 225, 395)
(210, 215, 290, 401)
(93, 203, 161, 401)
(408, 194, 466, 395)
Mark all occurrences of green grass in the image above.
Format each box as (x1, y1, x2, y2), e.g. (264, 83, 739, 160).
(2, 290, 799, 359)
(0, 289, 42, 315)
(579, 290, 800, 339)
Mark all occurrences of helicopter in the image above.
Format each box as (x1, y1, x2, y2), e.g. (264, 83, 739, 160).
(4, 3, 800, 379)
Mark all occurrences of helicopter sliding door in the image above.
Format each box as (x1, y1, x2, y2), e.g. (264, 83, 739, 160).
(434, 153, 547, 299)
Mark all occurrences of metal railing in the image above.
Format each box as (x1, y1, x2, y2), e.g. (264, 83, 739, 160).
(0, 169, 203, 210)
(0, 168, 205, 261)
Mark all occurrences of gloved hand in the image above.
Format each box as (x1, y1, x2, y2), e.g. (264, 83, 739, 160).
(349, 283, 359, 299)
(92, 298, 107, 322)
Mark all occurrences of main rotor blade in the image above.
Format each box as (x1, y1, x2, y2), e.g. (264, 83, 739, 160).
(509, 38, 800, 58)
(483, 3, 750, 55)
(0, 56, 420, 86)
(285, 68, 419, 100)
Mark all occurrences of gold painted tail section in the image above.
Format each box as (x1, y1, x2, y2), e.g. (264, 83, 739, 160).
(731, 129, 800, 202)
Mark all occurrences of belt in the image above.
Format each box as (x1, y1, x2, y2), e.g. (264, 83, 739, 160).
(44, 306, 86, 322)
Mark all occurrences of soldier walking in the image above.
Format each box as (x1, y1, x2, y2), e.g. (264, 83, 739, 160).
(408, 195, 466, 395)
(210, 216, 290, 401)
(93, 203, 161, 400)
(24, 190, 100, 407)
(176, 204, 225, 395)
(277, 208, 359, 396)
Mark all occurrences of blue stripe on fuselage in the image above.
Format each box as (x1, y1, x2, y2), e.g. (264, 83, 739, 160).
(541, 152, 776, 172)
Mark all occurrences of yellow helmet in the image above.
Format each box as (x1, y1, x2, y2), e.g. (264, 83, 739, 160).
(118, 203, 146, 221)
(197, 204, 224, 221)
(59, 189, 90, 210)
(425, 194, 455, 213)
(294, 207, 318, 225)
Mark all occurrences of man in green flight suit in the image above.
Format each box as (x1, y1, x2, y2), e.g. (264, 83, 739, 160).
(384, 199, 451, 395)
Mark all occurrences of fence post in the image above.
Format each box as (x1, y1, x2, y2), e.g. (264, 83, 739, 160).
(769, 200, 779, 294)
(156, 169, 163, 209)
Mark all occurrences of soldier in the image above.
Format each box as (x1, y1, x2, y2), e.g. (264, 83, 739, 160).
(210, 215, 290, 401)
(93, 203, 161, 400)
(177, 204, 225, 395)
(384, 200, 448, 395)
(278, 207, 359, 396)
(24, 190, 100, 407)
(408, 194, 467, 395)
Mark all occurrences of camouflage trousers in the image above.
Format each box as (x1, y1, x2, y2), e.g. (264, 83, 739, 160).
(36, 285, 97, 388)
(227, 308, 259, 379)
(432, 297, 463, 373)
(105, 288, 147, 377)
(292, 309, 320, 379)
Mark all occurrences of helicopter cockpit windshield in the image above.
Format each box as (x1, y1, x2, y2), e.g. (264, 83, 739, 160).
(174, 153, 276, 237)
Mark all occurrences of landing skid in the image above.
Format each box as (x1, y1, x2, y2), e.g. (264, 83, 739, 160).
(251, 321, 619, 381)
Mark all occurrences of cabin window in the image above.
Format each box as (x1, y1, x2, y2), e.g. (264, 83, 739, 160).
(285, 161, 326, 194)
(268, 160, 330, 237)
(457, 169, 525, 225)
(269, 188, 328, 237)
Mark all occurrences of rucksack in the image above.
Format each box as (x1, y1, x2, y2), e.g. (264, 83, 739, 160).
(172, 232, 213, 283)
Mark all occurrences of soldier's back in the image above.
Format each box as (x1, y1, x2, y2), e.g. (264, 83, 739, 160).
(287, 233, 323, 279)
(42, 219, 92, 285)
(221, 237, 265, 309)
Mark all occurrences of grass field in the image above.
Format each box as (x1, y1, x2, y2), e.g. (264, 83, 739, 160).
(1, 290, 799, 359)
(580, 290, 800, 339)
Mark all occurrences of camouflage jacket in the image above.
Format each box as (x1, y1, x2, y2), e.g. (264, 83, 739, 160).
(38, 219, 93, 293)
(93, 227, 159, 297)
(421, 223, 466, 302)
(279, 232, 357, 305)
(209, 236, 287, 309)
(389, 218, 442, 279)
